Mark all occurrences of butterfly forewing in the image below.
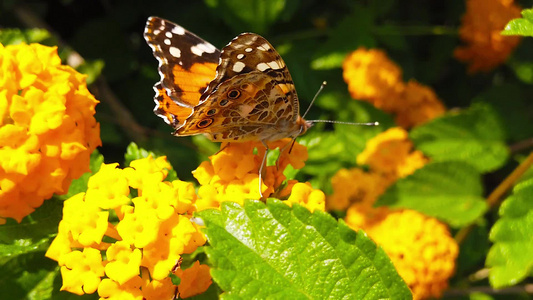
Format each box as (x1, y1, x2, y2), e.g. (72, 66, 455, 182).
(144, 17, 220, 127)
(145, 17, 307, 142)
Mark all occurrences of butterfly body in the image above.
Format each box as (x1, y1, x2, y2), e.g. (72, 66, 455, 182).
(144, 17, 311, 143)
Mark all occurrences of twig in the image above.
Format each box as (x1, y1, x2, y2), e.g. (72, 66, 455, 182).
(509, 137, 533, 154)
(455, 151, 533, 244)
(443, 284, 533, 297)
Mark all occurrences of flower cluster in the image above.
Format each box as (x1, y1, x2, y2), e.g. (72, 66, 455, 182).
(329, 127, 458, 299)
(193, 140, 325, 212)
(0, 43, 101, 223)
(454, 0, 522, 73)
(343, 48, 446, 128)
(360, 209, 459, 299)
(45, 156, 211, 299)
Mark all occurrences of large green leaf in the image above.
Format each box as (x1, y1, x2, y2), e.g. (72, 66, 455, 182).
(410, 103, 509, 173)
(486, 177, 533, 288)
(0, 199, 64, 299)
(376, 161, 487, 228)
(502, 8, 533, 37)
(197, 200, 412, 299)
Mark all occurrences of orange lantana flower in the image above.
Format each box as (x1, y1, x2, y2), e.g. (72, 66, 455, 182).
(0, 43, 101, 223)
(454, 0, 522, 73)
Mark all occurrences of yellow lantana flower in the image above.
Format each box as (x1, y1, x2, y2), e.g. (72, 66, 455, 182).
(45, 156, 210, 299)
(174, 261, 213, 299)
(343, 48, 445, 128)
(454, 0, 522, 73)
(285, 182, 326, 212)
(347, 209, 458, 300)
(357, 127, 428, 178)
(329, 127, 458, 299)
(193, 139, 318, 209)
(0, 43, 101, 223)
(342, 48, 403, 111)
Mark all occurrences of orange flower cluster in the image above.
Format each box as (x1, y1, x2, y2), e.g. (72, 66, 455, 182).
(343, 48, 446, 128)
(45, 156, 211, 299)
(329, 128, 458, 299)
(454, 0, 522, 73)
(363, 210, 459, 299)
(193, 140, 325, 212)
(0, 43, 101, 223)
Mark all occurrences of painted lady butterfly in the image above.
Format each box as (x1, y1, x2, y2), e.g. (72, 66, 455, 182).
(143, 16, 311, 144)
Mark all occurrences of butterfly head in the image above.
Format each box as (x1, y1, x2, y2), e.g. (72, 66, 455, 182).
(296, 116, 313, 137)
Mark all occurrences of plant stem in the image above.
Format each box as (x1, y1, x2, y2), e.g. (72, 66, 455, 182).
(455, 151, 533, 244)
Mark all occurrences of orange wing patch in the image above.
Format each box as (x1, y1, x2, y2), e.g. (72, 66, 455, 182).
(155, 62, 217, 128)
(170, 62, 218, 106)
(154, 83, 193, 128)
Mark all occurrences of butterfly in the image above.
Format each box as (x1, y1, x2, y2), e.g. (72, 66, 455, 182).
(144, 16, 316, 197)
(143, 16, 312, 145)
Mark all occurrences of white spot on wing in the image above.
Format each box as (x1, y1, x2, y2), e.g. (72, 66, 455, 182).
(259, 43, 271, 51)
(191, 42, 217, 56)
(169, 46, 181, 58)
(232, 61, 245, 72)
(245, 47, 253, 53)
(164, 39, 171, 45)
(256, 62, 269, 71)
(267, 61, 282, 69)
(172, 25, 185, 35)
(165, 31, 173, 38)
(153, 29, 160, 35)
(237, 53, 245, 59)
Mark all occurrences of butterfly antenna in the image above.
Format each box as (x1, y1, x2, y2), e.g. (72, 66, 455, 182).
(302, 81, 327, 119)
(302, 81, 380, 127)
(307, 120, 380, 126)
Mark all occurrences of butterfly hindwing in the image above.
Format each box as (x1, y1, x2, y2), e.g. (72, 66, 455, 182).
(176, 33, 301, 141)
(144, 17, 220, 127)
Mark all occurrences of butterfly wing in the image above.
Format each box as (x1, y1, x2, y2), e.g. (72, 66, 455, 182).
(144, 17, 221, 128)
(177, 33, 302, 142)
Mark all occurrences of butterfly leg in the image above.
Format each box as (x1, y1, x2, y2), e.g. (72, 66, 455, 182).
(275, 137, 297, 170)
(214, 142, 230, 155)
(258, 140, 270, 199)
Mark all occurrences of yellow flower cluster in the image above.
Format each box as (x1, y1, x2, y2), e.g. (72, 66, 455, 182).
(193, 140, 325, 212)
(0, 43, 101, 223)
(343, 48, 446, 128)
(361, 210, 459, 299)
(454, 0, 522, 73)
(45, 156, 211, 299)
(329, 127, 458, 299)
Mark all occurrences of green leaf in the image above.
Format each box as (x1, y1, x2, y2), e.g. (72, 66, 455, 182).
(76, 59, 105, 85)
(204, 0, 295, 33)
(311, 6, 376, 70)
(377, 162, 487, 228)
(197, 200, 412, 299)
(486, 177, 533, 288)
(473, 84, 533, 141)
(502, 8, 533, 37)
(0, 199, 64, 299)
(0, 28, 53, 45)
(410, 103, 509, 173)
(266, 147, 280, 167)
(57, 150, 103, 200)
(124, 142, 157, 165)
